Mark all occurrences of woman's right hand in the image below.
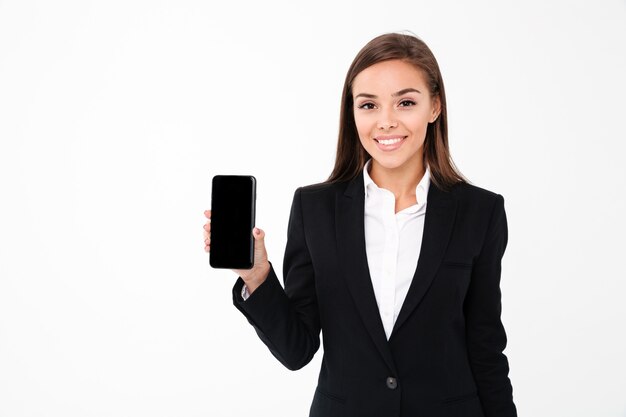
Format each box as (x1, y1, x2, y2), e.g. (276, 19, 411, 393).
(203, 210, 270, 295)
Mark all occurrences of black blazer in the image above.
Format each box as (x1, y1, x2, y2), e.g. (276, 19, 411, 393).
(232, 170, 517, 417)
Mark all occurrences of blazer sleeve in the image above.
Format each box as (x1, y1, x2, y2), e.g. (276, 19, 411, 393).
(231, 187, 321, 371)
(464, 194, 517, 417)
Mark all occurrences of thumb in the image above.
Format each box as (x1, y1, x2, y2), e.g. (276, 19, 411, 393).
(253, 227, 265, 240)
(253, 227, 267, 255)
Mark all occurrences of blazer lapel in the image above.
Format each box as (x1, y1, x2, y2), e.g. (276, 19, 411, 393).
(389, 180, 457, 340)
(336, 170, 397, 373)
(336, 169, 457, 364)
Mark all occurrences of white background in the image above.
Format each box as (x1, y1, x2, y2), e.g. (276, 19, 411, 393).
(1, 1, 625, 416)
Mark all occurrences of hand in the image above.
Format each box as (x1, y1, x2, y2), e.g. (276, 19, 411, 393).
(203, 210, 270, 294)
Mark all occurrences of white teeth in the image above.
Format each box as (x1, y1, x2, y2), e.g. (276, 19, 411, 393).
(378, 137, 404, 145)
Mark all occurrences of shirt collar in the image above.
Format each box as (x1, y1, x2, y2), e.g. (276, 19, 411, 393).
(363, 158, 431, 206)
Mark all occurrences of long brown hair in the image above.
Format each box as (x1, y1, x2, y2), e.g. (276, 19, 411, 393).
(325, 32, 468, 192)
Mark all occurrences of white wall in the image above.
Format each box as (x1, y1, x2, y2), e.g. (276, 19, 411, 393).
(1, 1, 625, 416)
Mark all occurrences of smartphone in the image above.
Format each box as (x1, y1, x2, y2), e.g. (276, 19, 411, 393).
(209, 175, 256, 269)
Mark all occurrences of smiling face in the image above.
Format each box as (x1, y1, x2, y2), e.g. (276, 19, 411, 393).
(352, 59, 440, 176)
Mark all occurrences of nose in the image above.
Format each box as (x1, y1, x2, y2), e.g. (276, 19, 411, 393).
(377, 108, 398, 130)
(378, 121, 397, 130)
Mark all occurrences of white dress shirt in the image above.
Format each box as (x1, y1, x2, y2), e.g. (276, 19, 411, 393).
(362, 158, 430, 340)
(242, 159, 430, 341)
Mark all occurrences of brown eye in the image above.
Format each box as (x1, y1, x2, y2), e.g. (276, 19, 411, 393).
(358, 103, 375, 110)
(399, 100, 416, 107)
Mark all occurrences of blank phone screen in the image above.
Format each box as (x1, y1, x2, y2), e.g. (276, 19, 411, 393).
(210, 175, 256, 269)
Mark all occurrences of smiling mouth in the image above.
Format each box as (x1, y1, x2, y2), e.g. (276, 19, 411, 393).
(374, 136, 407, 145)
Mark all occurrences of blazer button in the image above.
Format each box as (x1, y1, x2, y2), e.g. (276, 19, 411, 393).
(386, 377, 398, 389)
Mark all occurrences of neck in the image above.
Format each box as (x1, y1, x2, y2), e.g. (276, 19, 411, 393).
(368, 156, 425, 200)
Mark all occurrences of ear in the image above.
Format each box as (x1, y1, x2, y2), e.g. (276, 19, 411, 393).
(430, 96, 441, 123)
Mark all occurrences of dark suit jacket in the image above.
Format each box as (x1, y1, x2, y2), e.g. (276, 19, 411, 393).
(232, 170, 517, 417)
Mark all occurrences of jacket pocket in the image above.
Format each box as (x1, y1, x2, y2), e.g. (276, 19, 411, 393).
(441, 260, 473, 269)
(315, 386, 347, 404)
(310, 387, 346, 417)
(441, 391, 478, 405)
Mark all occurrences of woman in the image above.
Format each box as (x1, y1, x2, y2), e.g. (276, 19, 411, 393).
(203, 32, 517, 417)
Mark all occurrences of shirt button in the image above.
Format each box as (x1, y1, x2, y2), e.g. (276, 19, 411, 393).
(386, 377, 398, 389)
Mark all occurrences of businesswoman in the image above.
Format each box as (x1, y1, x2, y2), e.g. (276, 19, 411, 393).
(203, 32, 517, 417)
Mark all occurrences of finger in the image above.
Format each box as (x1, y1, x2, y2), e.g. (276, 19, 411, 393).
(204, 209, 211, 219)
(204, 222, 211, 232)
(253, 227, 265, 240)
(253, 228, 266, 253)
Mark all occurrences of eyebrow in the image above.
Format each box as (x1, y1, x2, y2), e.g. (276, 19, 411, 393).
(354, 88, 422, 100)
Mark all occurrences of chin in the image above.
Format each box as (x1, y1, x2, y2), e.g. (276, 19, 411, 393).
(370, 150, 423, 171)
(371, 156, 408, 170)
